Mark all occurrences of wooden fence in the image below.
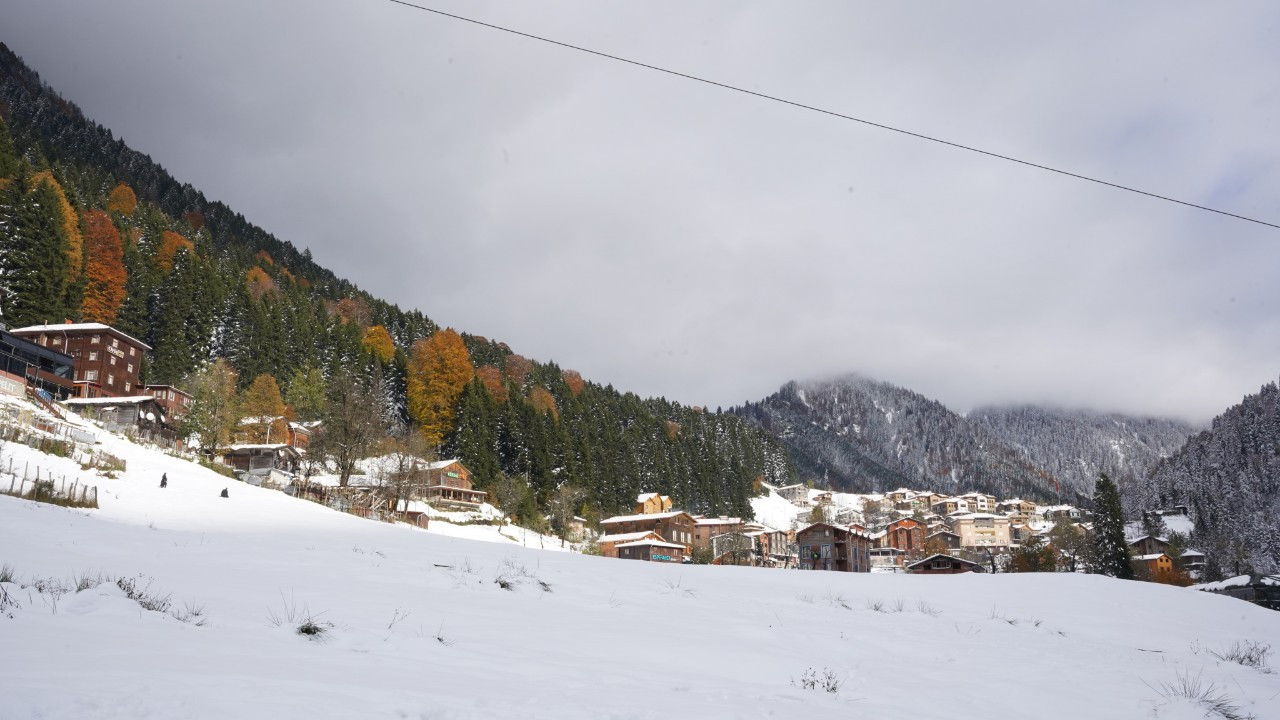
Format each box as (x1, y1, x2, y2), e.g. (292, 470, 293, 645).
(2, 473, 98, 509)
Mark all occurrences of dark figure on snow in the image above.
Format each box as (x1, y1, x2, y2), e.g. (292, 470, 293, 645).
(160, 473, 168, 489)
(220, 488, 229, 498)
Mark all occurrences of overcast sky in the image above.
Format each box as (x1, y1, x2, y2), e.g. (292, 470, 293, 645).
(4, 0, 1279, 422)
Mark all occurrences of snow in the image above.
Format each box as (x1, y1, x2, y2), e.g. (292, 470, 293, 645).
(63, 396, 156, 406)
(4, 418, 1280, 719)
(10, 322, 152, 349)
(599, 510, 689, 524)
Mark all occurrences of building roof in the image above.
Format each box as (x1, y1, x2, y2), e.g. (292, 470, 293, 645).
(1135, 553, 1171, 561)
(926, 530, 960, 538)
(694, 516, 743, 526)
(10, 322, 152, 351)
(600, 510, 692, 525)
(63, 395, 157, 406)
(426, 459, 463, 471)
(952, 513, 1005, 520)
(597, 531, 660, 544)
(227, 443, 300, 454)
(615, 539, 686, 550)
(636, 492, 659, 502)
(906, 553, 982, 569)
(144, 384, 191, 394)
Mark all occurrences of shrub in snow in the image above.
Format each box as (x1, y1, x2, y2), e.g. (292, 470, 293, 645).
(1207, 641, 1272, 673)
(116, 575, 172, 613)
(1151, 670, 1255, 720)
(792, 668, 842, 695)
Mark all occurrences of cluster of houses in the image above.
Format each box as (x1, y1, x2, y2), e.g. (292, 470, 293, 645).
(595, 493, 792, 566)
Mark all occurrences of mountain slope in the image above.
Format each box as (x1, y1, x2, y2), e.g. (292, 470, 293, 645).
(1130, 379, 1280, 575)
(970, 406, 1198, 497)
(0, 43, 792, 519)
(733, 376, 1066, 501)
(5, 429, 1279, 719)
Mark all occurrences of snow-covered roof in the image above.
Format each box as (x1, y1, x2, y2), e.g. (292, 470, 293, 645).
(10, 322, 152, 350)
(1181, 549, 1205, 557)
(1135, 553, 1170, 561)
(694, 517, 743, 526)
(63, 396, 156, 406)
(228, 443, 295, 452)
(239, 416, 285, 425)
(636, 492, 659, 502)
(600, 510, 690, 525)
(426, 459, 463, 471)
(598, 531, 659, 544)
(615, 539, 686, 550)
(906, 553, 980, 568)
(952, 513, 1004, 520)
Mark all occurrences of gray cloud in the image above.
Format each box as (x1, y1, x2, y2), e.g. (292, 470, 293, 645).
(3, 0, 1278, 422)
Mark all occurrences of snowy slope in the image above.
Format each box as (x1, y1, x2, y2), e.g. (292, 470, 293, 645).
(4, 434, 1280, 719)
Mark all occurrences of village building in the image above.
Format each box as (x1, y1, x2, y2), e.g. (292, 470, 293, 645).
(906, 554, 986, 574)
(952, 513, 1012, 550)
(796, 523, 872, 572)
(883, 517, 927, 555)
(0, 328, 76, 400)
(870, 547, 907, 572)
(634, 492, 673, 514)
(144, 384, 193, 422)
(1039, 505, 1084, 522)
(599, 511, 696, 548)
(597, 530, 662, 558)
(421, 459, 486, 508)
(926, 529, 963, 553)
(931, 497, 970, 516)
(616, 539, 686, 563)
(286, 421, 319, 451)
(959, 492, 996, 513)
(1129, 535, 1169, 557)
(997, 499, 1037, 519)
(776, 483, 810, 505)
(221, 443, 301, 485)
(11, 323, 149, 398)
(1135, 553, 1175, 576)
(692, 516, 745, 551)
(62, 395, 175, 443)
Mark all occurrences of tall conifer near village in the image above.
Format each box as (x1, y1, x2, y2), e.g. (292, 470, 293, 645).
(0, 116, 17, 180)
(1089, 472, 1134, 579)
(0, 174, 72, 327)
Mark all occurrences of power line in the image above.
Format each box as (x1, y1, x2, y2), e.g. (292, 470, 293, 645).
(383, 0, 1278, 231)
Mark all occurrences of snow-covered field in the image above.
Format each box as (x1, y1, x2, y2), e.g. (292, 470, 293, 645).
(4, 429, 1280, 719)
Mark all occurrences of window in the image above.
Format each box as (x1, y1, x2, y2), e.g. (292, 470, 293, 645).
(109, 356, 116, 366)
(88, 351, 98, 361)
(129, 347, 136, 357)
(107, 374, 115, 386)
(84, 370, 98, 382)
(127, 364, 133, 373)
(91, 335, 101, 344)
(124, 382, 131, 392)
(52, 337, 61, 345)
(111, 338, 119, 348)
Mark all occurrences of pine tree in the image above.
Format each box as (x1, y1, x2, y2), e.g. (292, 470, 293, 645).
(284, 366, 328, 421)
(1089, 472, 1135, 579)
(0, 174, 72, 327)
(0, 116, 18, 180)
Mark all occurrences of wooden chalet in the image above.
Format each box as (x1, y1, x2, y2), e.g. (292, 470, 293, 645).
(1129, 535, 1170, 557)
(1135, 553, 1174, 576)
(599, 511, 695, 548)
(422, 459, 486, 508)
(796, 522, 872, 573)
(11, 322, 149, 398)
(144, 384, 193, 422)
(597, 530, 662, 558)
(925, 529, 962, 553)
(692, 516, 745, 551)
(616, 539, 686, 563)
(62, 395, 176, 443)
(906, 553, 986, 574)
(634, 492, 673, 514)
(222, 444, 301, 484)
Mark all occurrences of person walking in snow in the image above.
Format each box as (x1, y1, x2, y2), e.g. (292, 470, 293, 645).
(220, 488, 229, 498)
(160, 473, 168, 489)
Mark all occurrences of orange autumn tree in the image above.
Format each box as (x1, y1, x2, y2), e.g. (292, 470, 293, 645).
(561, 369, 585, 396)
(155, 231, 195, 272)
(362, 325, 396, 364)
(246, 266, 274, 299)
(476, 365, 508, 405)
(80, 209, 127, 323)
(504, 353, 532, 387)
(107, 183, 137, 215)
(32, 172, 83, 276)
(528, 387, 559, 422)
(406, 329, 474, 445)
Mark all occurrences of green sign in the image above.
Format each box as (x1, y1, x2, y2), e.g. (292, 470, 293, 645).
(446, 471, 460, 478)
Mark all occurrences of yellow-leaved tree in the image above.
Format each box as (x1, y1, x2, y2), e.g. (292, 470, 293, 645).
(107, 183, 138, 215)
(155, 231, 195, 272)
(407, 329, 474, 445)
(239, 373, 289, 443)
(362, 325, 396, 364)
(80, 209, 127, 324)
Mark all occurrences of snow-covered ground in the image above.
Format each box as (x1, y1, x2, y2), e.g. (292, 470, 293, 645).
(4, 428, 1280, 719)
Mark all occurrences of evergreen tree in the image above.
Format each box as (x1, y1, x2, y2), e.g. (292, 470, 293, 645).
(0, 174, 72, 327)
(284, 366, 328, 422)
(1089, 473, 1135, 579)
(0, 116, 17, 179)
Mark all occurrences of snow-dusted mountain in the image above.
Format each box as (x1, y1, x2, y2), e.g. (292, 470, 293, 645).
(733, 376, 1064, 501)
(1130, 379, 1280, 575)
(5, 416, 1279, 719)
(970, 405, 1198, 497)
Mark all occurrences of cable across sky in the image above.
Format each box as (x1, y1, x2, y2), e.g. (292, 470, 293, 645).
(382, 0, 1278, 231)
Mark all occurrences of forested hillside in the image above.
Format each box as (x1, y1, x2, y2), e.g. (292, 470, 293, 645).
(733, 376, 1070, 502)
(1130, 379, 1280, 576)
(0, 43, 792, 524)
(970, 406, 1197, 498)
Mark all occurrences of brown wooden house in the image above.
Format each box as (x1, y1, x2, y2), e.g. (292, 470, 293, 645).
(634, 492, 673, 514)
(797, 523, 872, 572)
(616, 539, 686, 563)
(599, 511, 696, 549)
(144, 384, 193, 422)
(62, 395, 176, 442)
(12, 323, 150, 398)
(422, 459, 486, 508)
(692, 516, 745, 551)
(597, 530, 662, 558)
(906, 553, 985, 574)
